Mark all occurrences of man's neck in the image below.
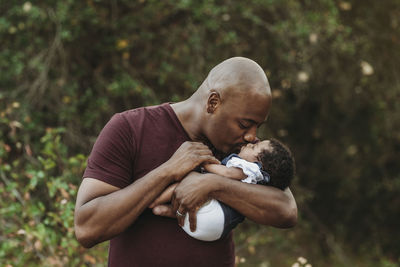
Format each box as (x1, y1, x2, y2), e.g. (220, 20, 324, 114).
(170, 101, 226, 159)
(170, 100, 202, 142)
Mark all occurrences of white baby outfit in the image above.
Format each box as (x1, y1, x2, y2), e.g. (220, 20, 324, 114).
(181, 156, 264, 241)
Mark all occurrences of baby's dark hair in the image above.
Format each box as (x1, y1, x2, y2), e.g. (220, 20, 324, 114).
(257, 138, 295, 190)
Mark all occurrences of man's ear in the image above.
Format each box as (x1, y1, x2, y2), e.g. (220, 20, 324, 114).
(207, 92, 220, 113)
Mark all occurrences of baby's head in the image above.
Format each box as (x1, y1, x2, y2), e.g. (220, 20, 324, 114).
(238, 139, 295, 190)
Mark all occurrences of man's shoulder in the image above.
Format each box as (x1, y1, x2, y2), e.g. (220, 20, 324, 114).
(115, 103, 182, 137)
(118, 103, 171, 119)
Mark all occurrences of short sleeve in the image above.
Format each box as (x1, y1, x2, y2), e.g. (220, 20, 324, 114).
(83, 113, 135, 188)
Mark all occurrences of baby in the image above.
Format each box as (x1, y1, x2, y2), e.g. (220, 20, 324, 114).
(151, 138, 295, 241)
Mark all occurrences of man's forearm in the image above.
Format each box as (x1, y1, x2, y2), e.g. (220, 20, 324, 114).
(209, 174, 298, 228)
(171, 172, 297, 228)
(75, 141, 220, 248)
(74, 165, 174, 248)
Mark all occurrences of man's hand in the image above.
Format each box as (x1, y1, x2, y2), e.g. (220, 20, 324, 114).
(171, 172, 215, 232)
(165, 142, 219, 182)
(151, 172, 213, 231)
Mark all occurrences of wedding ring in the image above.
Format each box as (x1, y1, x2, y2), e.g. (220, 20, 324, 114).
(176, 210, 185, 217)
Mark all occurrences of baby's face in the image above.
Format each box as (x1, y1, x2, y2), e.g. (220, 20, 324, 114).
(238, 140, 272, 162)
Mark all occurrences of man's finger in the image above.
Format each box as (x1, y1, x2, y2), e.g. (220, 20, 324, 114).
(204, 155, 220, 165)
(152, 204, 175, 218)
(188, 210, 197, 232)
(177, 210, 186, 226)
(171, 194, 179, 213)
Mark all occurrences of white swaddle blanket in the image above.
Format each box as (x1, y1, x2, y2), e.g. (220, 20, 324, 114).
(181, 199, 225, 241)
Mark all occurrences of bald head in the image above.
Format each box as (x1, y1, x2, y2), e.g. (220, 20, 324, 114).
(173, 57, 272, 153)
(203, 57, 271, 98)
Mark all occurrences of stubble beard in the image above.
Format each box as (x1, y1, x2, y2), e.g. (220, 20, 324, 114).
(200, 136, 229, 160)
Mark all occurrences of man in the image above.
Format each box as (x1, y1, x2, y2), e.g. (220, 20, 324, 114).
(74, 57, 297, 266)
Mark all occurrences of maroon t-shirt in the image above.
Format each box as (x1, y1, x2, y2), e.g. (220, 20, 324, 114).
(83, 103, 235, 267)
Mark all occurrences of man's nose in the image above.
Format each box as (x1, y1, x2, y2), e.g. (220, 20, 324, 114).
(243, 126, 257, 143)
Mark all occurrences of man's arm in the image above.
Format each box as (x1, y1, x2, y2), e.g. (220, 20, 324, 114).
(74, 142, 219, 248)
(210, 174, 297, 227)
(168, 172, 297, 229)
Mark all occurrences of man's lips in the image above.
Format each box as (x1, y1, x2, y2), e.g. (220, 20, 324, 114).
(235, 139, 260, 152)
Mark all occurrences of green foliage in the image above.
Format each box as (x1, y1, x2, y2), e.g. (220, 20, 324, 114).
(1, 0, 400, 266)
(0, 103, 106, 266)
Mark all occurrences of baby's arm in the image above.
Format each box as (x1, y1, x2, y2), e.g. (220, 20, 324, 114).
(203, 164, 246, 180)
